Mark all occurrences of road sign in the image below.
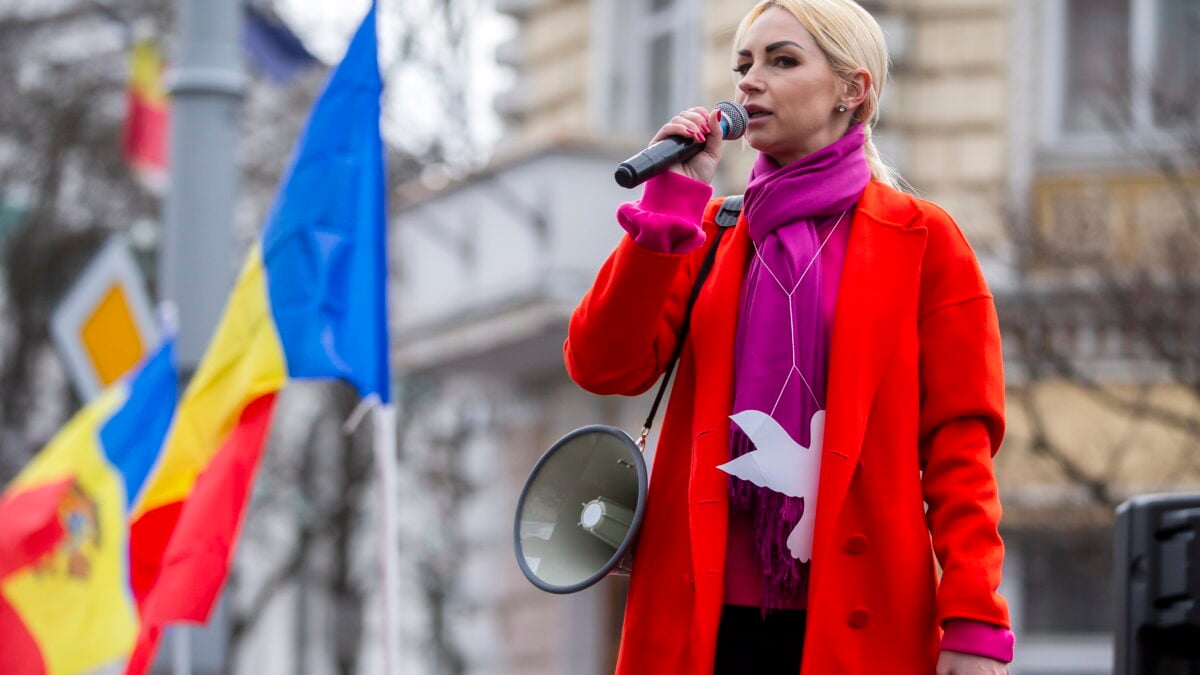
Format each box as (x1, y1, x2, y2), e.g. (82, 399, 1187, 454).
(51, 237, 159, 400)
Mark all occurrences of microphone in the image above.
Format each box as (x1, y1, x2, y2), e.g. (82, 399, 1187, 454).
(614, 101, 748, 189)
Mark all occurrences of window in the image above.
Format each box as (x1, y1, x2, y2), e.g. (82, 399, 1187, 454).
(1044, 0, 1199, 145)
(593, 0, 698, 135)
(1061, 0, 1130, 134)
(1015, 527, 1113, 634)
(1152, 0, 1200, 125)
(1004, 525, 1115, 675)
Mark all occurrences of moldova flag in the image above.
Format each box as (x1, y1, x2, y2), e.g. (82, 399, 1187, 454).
(0, 341, 178, 675)
(121, 39, 170, 192)
(124, 4, 390, 670)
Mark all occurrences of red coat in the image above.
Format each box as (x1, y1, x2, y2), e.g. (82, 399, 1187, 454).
(564, 181, 1010, 674)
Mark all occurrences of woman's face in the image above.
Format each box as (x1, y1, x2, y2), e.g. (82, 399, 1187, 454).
(734, 7, 850, 166)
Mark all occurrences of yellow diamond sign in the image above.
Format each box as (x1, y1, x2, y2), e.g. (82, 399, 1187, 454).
(51, 237, 158, 399)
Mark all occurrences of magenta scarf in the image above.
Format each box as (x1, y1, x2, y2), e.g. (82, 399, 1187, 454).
(730, 125, 870, 609)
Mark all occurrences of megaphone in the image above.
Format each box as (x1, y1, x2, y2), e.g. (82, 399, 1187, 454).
(513, 178, 737, 595)
(513, 425, 647, 593)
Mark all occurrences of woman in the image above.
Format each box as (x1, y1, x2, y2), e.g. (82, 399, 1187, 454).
(564, 1, 1012, 674)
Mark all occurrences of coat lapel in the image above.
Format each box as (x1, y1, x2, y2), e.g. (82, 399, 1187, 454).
(686, 211, 749, 591)
(817, 182, 927, 538)
(689, 212, 749, 417)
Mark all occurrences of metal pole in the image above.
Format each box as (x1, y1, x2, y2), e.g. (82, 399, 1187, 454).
(373, 404, 402, 675)
(161, 1, 245, 671)
(172, 627, 191, 675)
(160, 0, 246, 370)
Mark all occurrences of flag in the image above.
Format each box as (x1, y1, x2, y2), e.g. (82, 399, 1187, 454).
(0, 341, 178, 675)
(121, 40, 170, 192)
(124, 5, 389, 670)
(242, 4, 319, 84)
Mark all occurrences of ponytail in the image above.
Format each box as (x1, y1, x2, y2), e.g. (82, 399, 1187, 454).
(861, 123, 902, 191)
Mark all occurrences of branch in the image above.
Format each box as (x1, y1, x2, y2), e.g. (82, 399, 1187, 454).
(227, 525, 313, 645)
(1006, 291, 1200, 444)
(480, 178, 549, 245)
(227, 400, 328, 652)
(0, 7, 99, 36)
(1013, 385, 1117, 509)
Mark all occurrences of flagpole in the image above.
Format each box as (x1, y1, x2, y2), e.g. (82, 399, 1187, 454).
(373, 403, 401, 675)
(172, 628, 191, 675)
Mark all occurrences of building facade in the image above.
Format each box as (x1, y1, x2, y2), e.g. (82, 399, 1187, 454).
(388, 1, 1200, 673)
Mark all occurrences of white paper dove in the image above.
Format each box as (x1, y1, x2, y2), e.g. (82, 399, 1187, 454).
(717, 409, 824, 562)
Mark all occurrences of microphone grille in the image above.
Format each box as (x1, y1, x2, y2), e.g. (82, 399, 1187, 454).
(715, 101, 748, 140)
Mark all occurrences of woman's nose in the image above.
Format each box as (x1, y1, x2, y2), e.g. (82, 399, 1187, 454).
(737, 70, 763, 95)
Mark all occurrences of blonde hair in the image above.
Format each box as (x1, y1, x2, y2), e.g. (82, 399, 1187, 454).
(733, 0, 901, 189)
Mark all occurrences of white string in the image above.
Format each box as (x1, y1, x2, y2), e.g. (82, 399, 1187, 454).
(751, 210, 846, 296)
(750, 211, 846, 412)
(787, 210, 846, 294)
(343, 393, 381, 434)
(768, 367, 796, 417)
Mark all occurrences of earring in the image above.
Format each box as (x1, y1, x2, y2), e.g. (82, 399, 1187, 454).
(837, 104, 848, 113)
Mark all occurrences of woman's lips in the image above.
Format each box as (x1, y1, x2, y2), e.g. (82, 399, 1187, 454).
(747, 111, 772, 126)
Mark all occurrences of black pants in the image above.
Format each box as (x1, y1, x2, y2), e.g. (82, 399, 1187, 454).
(713, 605, 807, 675)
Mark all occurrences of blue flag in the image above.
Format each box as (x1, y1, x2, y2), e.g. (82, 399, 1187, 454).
(259, 1, 391, 402)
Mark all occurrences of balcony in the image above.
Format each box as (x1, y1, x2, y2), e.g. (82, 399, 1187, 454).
(390, 145, 639, 378)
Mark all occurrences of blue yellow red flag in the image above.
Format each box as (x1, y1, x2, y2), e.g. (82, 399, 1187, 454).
(123, 5, 390, 671)
(122, 40, 169, 192)
(0, 340, 177, 675)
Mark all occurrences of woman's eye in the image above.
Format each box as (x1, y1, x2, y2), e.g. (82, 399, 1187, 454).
(732, 63, 751, 76)
(773, 56, 798, 68)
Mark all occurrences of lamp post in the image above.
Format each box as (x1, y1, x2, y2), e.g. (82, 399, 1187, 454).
(160, 0, 245, 671)
(160, 0, 246, 370)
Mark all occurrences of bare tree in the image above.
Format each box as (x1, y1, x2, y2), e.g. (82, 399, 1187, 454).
(0, 1, 497, 672)
(999, 107, 1200, 511)
(0, 1, 171, 474)
(224, 382, 379, 674)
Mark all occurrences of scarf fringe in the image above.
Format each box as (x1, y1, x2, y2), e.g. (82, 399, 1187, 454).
(729, 427, 808, 611)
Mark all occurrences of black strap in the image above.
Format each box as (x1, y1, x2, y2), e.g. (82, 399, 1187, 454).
(640, 195, 743, 441)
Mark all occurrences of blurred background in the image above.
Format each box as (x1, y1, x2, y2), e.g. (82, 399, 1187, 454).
(0, 0, 1197, 673)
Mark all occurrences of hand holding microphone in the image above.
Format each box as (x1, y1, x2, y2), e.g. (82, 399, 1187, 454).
(614, 101, 748, 188)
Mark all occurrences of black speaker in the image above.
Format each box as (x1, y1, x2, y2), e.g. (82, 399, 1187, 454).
(1115, 492, 1200, 674)
(513, 425, 647, 593)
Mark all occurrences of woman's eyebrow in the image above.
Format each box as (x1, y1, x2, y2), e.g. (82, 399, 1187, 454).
(766, 40, 804, 52)
(736, 40, 805, 58)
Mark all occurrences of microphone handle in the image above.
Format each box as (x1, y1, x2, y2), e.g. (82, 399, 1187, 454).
(614, 136, 705, 189)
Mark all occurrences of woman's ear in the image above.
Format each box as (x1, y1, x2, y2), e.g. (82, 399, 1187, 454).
(841, 69, 871, 111)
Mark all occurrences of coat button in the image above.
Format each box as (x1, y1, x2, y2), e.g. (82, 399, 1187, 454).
(848, 608, 870, 629)
(845, 534, 868, 555)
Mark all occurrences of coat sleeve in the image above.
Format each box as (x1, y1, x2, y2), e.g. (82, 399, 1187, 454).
(564, 197, 725, 396)
(915, 203, 1011, 632)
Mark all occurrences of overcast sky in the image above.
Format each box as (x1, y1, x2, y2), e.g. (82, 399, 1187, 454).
(275, 0, 515, 166)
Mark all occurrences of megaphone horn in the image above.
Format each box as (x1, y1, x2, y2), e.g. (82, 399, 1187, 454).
(513, 425, 647, 593)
